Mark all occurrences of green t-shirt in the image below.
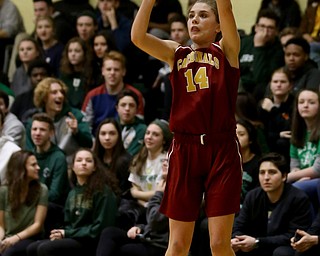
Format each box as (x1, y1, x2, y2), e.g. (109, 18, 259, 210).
(0, 183, 48, 236)
(290, 132, 320, 169)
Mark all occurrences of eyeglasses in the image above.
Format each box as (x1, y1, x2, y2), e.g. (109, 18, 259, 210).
(256, 24, 276, 31)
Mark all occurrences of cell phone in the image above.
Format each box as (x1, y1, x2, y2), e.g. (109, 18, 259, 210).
(294, 232, 302, 242)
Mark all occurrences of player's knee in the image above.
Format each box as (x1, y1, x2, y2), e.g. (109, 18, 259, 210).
(168, 240, 191, 256)
(210, 237, 231, 253)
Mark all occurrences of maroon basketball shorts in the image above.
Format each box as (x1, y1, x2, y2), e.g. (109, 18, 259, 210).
(160, 132, 242, 221)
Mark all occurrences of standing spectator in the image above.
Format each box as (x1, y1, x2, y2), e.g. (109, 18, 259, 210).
(258, 67, 294, 162)
(0, 150, 48, 256)
(0, 110, 20, 183)
(25, 77, 93, 163)
(257, 0, 301, 31)
(0, 0, 25, 71)
(10, 59, 51, 124)
(239, 9, 284, 101)
(284, 37, 320, 94)
(116, 89, 146, 156)
(231, 153, 312, 256)
(59, 37, 94, 109)
(35, 16, 64, 77)
(11, 37, 43, 97)
(27, 148, 117, 256)
(82, 51, 144, 135)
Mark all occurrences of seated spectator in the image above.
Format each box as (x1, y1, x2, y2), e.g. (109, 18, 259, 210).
(236, 92, 269, 153)
(93, 118, 131, 196)
(231, 152, 312, 256)
(116, 89, 146, 156)
(11, 37, 43, 97)
(96, 158, 168, 256)
(82, 51, 144, 135)
(299, 0, 320, 68)
(10, 59, 51, 124)
(26, 148, 117, 256)
(257, 0, 301, 31)
(236, 119, 261, 204)
(0, 83, 14, 108)
(258, 67, 294, 162)
(0, 0, 25, 71)
(0, 110, 20, 183)
(291, 186, 320, 255)
(279, 27, 300, 48)
(0, 150, 48, 255)
(25, 77, 93, 163)
(95, 0, 131, 53)
(59, 37, 94, 109)
(287, 89, 320, 217)
(0, 90, 25, 147)
(117, 119, 172, 229)
(30, 113, 69, 232)
(239, 9, 284, 101)
(35, 16, 64, 77)
(92, 30, 118, 87)
(33, 0, 76, 45)
(284, 37, 320, 94)
(75, 10, 97, 45)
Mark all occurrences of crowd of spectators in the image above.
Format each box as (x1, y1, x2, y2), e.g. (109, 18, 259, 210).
(0, 0, 319, 255)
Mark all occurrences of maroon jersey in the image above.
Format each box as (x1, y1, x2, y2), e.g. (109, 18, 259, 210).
(169, 43, 240, 134)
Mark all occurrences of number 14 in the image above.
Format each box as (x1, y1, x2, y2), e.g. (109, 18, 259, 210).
(184, 67, 209, 92)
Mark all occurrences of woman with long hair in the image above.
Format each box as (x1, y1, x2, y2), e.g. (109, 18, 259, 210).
(288, 88, 320, 217)
(59, 37, 94, 109)
(0, 150, 48, 256)
(27, 148, 117, 256)
(93, 118, 131, 196)
(11, 37, 43, 97)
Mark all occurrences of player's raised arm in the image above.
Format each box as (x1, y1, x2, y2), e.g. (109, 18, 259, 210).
(217, 0, 240, 68)
(131, 0, 178, 68)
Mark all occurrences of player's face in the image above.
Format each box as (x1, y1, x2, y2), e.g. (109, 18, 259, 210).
(187, 3, 219, 46)
(171, 21, 189, 45)
(297, 90, 319, 121)
(144, 124, 164, 153)
(45, 83, 65, 116)
(26, 155, 40, 181)
(68, 42, 84, 66)
(94, 35, 108, 58)
(98, 123, 119, 150)
(270, 72, 292, 97)
(236, 123, 250, 150)
(102, 59, 126, 88)
(284, 44, 308, 71)
(259, 161, 286, 194)
(116, 96, 137, 124)
(19, 41, 39, 64)
(31, 120, 52, 148)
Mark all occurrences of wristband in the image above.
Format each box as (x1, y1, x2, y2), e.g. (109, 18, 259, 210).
(16, 234, 21, 240)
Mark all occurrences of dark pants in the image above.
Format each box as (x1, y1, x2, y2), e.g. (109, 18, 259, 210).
(26, 238, 97, 256)
(96, 227, 166, 256)
(1, 239, 37, 256)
